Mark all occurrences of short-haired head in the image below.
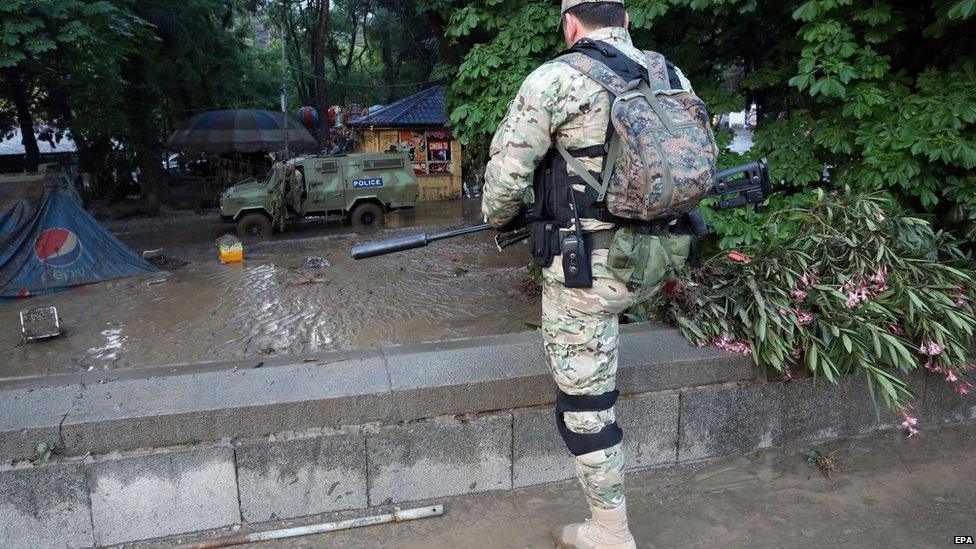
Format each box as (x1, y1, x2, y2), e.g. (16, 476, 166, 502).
(561, 1, 628, 47)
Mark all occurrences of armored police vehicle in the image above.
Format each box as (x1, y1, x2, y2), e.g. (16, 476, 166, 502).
(219, 152, 419, 238)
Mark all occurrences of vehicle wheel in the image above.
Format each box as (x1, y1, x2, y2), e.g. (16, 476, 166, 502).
(236, 213, 273, 239)
(351, 202, 384, 228)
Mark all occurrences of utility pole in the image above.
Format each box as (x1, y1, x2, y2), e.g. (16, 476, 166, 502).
(280, 1, 289, 160)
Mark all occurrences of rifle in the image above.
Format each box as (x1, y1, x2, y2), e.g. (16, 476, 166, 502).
(351, 157, 770, 260)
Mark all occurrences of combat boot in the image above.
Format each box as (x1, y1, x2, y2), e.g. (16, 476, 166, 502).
(551, 503, 637, 548)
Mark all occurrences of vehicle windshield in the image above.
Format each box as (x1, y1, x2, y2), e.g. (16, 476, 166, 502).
(264, 164, 284, 186)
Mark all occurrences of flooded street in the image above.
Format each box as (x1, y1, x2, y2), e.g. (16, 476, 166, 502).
(0, 199, 539, 378)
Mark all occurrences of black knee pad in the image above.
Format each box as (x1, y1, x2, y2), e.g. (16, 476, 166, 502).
(555, 389, 623, 456)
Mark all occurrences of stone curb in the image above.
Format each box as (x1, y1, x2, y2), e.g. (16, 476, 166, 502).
(0, 325, 755, 463)
(2, 372, 972, 548)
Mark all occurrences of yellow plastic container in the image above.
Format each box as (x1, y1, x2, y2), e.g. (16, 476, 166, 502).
(218, 248, 244, 264)
(216, 234, 244, 264)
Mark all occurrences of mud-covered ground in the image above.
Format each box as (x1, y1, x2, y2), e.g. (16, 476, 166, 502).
(0, 199, 539, 378)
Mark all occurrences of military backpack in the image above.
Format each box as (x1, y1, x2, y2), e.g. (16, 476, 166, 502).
(554, 43, 718, 222)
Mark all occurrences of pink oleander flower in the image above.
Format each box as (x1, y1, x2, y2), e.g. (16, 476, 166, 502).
(843, 280, 870, 308)
(727, 250, 752, 264)
(875, 212, 886, 222)
(957, 298, 966, 308)
(791, 288, 808, 301)
(713, 334, 752, 355)
(920, 341, 943, 356)
(801, 270, 821, 287)
(868, 268, 890, 293)
(897, 407, 920, 437)
(779, 307, 790, 318)
(947, 371, 958, 382)
(888, 324, 905, 336)
(793, 346, 804, 359)
(956, 381, 973, 396)
(794, 309, 814, 326)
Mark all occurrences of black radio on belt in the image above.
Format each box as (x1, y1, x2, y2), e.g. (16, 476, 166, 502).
(562, 190, 594, 289)
(561, 231, 592, 288)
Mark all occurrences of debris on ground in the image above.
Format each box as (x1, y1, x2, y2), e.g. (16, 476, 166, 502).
(452, 267, 470, 277)
(806, 448, 841, 479)
(289, 277, 331, 287)
(302, 256, 331, 269)
(20, 306, 63, 342)
(146, 278, 169, 286)
(216, 234, 244, 264)
(144, 250, 189, 271)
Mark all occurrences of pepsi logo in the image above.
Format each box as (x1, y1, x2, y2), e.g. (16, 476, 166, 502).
(34, 228, 83, 268)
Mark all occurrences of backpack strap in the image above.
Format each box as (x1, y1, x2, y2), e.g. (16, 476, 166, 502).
(555, 143, 603, 196)
(554, 51, 635, 199)
(556, 52, 634, 96)
(644, 51, 671, 92)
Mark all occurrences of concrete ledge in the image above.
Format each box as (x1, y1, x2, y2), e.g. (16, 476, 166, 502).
(2, 327, 974, 547)
(679, 382, 784, 462)
(236, 431, 368, 523)
(0, 325, 754, 463)
(1, 377, 971, 547)
(88, 446, 240, 546)
(0, 463, 93, 548)
(0, 355, 392, 463)
(366, 413, 513, 505)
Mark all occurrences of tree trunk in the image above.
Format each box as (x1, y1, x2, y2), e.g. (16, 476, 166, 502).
(5, 68, 41, 172)
(310, 0, 331, 141)
(121, 58, 167, 209)
(380, 23, 399, 103)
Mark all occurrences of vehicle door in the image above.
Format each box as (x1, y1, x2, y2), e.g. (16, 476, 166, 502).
(309, 159, 343, 212)
(347, 155, 405, 206)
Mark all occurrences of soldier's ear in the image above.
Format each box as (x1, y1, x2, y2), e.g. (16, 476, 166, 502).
(624, 11, 630, 29)
(563, 13, 579, 46)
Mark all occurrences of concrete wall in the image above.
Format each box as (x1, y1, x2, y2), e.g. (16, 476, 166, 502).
(1, 326, 973, 547)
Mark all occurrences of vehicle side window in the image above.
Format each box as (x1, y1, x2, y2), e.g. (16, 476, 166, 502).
(316, 161, 338, 174)
(362, 158, 403, 171)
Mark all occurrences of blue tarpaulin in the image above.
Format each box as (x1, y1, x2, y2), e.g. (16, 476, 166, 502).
(0, 177, 157, 298)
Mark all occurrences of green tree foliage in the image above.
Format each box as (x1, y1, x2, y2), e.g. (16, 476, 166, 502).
(0, 0, 443, 205)
(0, 0, 142, 171)
(440, 0, 976, 240)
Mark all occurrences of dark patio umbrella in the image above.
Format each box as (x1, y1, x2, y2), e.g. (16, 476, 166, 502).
(167, 109, 319, 153)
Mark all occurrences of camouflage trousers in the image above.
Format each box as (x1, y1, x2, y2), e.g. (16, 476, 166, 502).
(542, 249, 656, 510)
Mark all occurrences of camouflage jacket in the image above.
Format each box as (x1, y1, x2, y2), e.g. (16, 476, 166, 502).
(482, 27, 692, 232)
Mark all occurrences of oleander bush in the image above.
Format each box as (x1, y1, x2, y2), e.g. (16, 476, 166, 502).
(630, 189, 976, 429)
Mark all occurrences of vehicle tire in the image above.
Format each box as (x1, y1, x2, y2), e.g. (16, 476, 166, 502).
(350, 202, 384, 228)
(236, 212, 273, 239)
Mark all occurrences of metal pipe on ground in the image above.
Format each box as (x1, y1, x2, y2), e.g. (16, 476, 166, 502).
(178, 505, 445, 548)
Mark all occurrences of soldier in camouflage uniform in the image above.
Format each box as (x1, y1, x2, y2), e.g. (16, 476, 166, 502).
(483, 1, 695, 547)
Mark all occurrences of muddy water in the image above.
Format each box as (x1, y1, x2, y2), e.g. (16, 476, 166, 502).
(0, 200, 540, 378)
